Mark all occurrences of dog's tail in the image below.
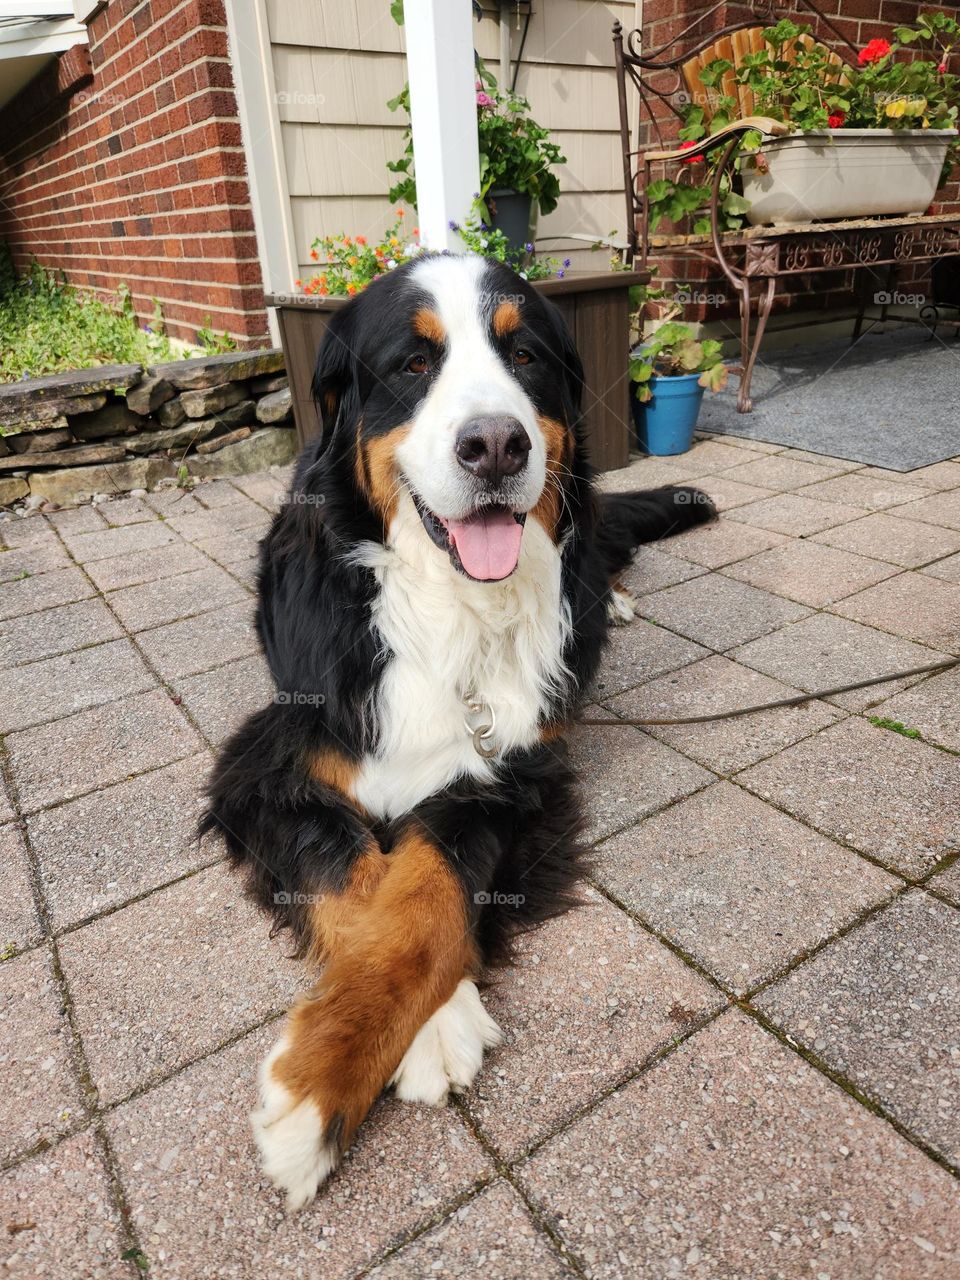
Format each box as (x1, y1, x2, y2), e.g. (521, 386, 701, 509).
(595, 485, 715, 578)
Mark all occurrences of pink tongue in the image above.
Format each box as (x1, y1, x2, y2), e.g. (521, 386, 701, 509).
(445, 508, 524, 580)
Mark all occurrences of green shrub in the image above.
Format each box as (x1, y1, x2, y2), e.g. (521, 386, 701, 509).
(0, 250, 179, 382)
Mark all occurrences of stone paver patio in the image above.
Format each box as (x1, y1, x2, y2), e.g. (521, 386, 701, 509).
(1, 437, 958, 1278)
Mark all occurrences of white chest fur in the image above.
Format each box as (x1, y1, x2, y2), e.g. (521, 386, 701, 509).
(351, 495, 571, 820)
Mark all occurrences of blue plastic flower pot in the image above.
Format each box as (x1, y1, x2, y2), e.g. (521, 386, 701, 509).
(631, 371, 706, 456)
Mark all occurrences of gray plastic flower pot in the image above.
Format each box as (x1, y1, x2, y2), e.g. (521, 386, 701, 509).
(488, 188, 537, 251)
(741, 128, 957, 226)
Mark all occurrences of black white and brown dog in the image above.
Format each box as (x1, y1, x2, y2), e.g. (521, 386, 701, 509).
(202, 252, 714, 1210)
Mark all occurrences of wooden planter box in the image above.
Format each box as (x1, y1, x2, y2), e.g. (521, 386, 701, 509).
(266, 269, 648, 473)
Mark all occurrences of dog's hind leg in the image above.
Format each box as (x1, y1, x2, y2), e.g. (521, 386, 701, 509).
(595, 485, 716, 580)
(253, 828, 477, 1211)
(607, 576, 638, 626)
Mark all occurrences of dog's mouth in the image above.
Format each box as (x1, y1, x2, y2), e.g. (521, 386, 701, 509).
(412, 492, 527, 581)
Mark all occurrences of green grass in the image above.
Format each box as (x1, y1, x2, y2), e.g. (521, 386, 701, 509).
(0, 249, 182, 382)
(0, 249, 240, 383)
(869, 716, 922, 740)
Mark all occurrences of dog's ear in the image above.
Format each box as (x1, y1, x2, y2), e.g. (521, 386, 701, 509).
(311, 304, 361, 456)
(543, 297, 584, 425)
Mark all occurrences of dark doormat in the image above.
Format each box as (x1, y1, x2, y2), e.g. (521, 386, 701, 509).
(699, 326, 960, 471)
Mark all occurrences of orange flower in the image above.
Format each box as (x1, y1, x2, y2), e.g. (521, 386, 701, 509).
(389, 236, 399, 247)
(310, 248, 318, 260)
(375, 247, 385, 258)
(348, 255, 358, 266)
(343, 236, 353, 246)
(347, 283, 358, 295)
(294, 278, 302, 286)
(319, 285, 328, 295)
(355, 235, 367, 245)
(396, 207, 405, 217)
(413, 227, 419, 235)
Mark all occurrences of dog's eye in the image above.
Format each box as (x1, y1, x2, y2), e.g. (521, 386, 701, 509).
(405, 354, 429, 375)
(514, 348, 533, 366)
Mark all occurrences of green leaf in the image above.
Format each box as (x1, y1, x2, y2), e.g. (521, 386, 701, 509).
(699, 363, 729, 393)
(722, 191, 752, 216)
(675, 339, 704, 372)
(646, 179, 675, 203)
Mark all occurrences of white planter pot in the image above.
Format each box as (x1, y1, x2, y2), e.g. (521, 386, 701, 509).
(741, 128, 957, 227)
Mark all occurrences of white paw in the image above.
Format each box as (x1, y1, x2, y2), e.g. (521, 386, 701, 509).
(251, 1037, 339, 1213)
(390, 979, 502, 1105)
(607, 585, 637, 626)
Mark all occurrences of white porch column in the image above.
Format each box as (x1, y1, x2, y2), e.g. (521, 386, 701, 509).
(404, 0, 481, 252)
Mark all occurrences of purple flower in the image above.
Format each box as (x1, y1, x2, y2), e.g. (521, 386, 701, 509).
(563, 257, 572, 268)
(556, 269, 566, 278)
(524, 242, 534, 252)
(448, 220, 460, 231)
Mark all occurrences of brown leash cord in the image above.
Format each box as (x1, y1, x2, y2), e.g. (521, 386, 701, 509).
(580, 657, 960, 728)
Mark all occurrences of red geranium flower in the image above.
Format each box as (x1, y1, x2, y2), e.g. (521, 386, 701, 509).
(858, 38, 891, 66)
(679, 140, 702, 165)
(828, 110, 846, 128)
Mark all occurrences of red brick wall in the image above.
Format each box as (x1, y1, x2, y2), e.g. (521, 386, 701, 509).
(0, 0, 269, 346)
(636, 1, 960, 323)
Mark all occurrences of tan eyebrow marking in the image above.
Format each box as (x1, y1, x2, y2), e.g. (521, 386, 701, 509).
(412, 308, 446, 346)
(492, 300, 522, 338)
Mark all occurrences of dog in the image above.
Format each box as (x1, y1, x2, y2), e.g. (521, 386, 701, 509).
(202, 252, 714, 1210)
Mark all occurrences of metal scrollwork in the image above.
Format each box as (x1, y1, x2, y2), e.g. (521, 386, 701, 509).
(856, 235, 883, 264)
(784, 241, 810, 271)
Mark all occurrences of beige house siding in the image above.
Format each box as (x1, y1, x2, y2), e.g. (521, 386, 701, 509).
(265, 0, 641, 284)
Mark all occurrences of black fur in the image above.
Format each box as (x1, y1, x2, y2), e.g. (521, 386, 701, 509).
(202, 256, 715, 965)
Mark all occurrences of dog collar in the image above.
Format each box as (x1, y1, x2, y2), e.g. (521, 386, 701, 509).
(463, 693, 497, 759)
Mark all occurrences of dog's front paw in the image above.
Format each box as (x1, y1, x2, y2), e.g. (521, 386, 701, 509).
(251, 1037, 339, 1213)
(390, 979, 502, 1105)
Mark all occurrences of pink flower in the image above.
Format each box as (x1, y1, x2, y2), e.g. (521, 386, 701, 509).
(476, 91, 496, 108)
(939, 60, 948, 73)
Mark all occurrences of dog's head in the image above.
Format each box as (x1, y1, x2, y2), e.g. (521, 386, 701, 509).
(312, 253, 584, 582)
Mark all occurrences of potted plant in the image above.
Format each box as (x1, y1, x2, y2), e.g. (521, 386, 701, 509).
(648, 12, 960, 232)
(738, 14, 959, 225)
(629, 322, 728, 456)
(387, 73, 565, 251)
(297, 206, 568, 299)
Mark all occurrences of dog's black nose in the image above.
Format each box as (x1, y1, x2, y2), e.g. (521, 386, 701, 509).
(454, 416, 531, 484)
